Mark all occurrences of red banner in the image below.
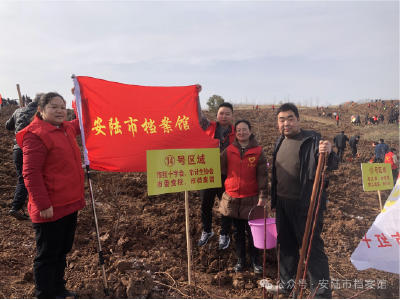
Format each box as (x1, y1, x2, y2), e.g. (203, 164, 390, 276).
(76, 76, 218, 172)
(0, 94, 2, 105)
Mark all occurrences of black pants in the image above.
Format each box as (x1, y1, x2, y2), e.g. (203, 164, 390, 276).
(276, 197, 332, 298)
(351, 147, 357, 158)
(392, 169, 399, 182)
(12, 148, 28, 209)
(232, 218, 258, 260)
(33, 212, 78, 299)
(336, 147, 345, 162)
(200, 175, 232, 235)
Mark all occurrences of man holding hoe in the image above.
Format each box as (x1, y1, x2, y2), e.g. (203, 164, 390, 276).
(268, 103, 339, 299)
(196, 85, 235, 250)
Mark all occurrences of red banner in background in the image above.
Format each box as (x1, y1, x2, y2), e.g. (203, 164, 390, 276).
(0, 94, 2, 105)
(76, 76, 218, 172)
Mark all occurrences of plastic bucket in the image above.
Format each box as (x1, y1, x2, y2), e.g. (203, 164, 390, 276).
(248, 218, 277, 249)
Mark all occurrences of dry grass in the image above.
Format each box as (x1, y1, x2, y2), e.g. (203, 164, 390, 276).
(358, 124, 400, 146)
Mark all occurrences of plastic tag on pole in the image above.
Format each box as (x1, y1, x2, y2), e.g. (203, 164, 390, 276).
(72, 76, 90, 166)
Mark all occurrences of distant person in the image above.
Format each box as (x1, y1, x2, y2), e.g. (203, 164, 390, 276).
(385, 148, 399, 180)
(355, 115, 361, 126)
(219, 119, 268, 273)
(375, 139, 389, 163)
(333, 131, 349, 162)
(349, 135, 360, 158)
(5, 92, 45, 220)
(272, 105, 275, 111)
(197, 85, 234, 250)
(336, 114, 339, 126)
(256, 104, 259, 110)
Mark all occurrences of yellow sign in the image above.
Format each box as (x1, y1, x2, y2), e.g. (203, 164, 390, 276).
(361, 163, 394, 191)
(147, 148, 221, 196)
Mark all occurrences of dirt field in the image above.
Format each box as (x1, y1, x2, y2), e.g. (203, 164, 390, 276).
(0, 103, 399, 299)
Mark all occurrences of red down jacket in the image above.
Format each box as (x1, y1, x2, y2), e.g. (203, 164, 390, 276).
(16, 116, 85, 223)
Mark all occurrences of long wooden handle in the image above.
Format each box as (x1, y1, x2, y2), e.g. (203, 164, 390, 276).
(293, 153, 325, 298)
(185, 191, 192, 285)
(16, 84, 23, 107)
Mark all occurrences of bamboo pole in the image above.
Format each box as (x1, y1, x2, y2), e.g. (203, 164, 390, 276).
(16, 84, 23, 107)
(377, 190, 382, 210)
(184, 191, 192, 285)
(293, 154, 325, 298)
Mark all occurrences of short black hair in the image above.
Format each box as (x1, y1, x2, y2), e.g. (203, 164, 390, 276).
(356, 135, 360, 139)
(341, 131, 344, 134)
(380, 139, 384, 143)
(390, 148, 396, 152)
(218, 102, 233, 114)
(276, 103, 299, 118)
(234, 119, 252, 131)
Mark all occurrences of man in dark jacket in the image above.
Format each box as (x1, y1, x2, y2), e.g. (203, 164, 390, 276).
(333, 131, 349, 162)
(375, 139, 389, 163)
(268, 103, 339, 299)
(5, 92, 44, 220)
(349, 135, 360, 158)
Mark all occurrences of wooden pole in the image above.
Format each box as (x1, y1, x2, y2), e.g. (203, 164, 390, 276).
(16, 84, 23, 107)
(377, 190, 382, 210)
(184, 191, 192, 285)
(293, 154, 325, 298)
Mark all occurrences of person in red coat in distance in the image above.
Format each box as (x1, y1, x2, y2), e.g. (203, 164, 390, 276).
(16, 92, 85, 299)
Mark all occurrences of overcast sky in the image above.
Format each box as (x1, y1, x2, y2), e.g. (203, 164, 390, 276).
(1, 0, 398, 108)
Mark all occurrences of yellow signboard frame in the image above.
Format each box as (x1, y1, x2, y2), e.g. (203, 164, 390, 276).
(147, 148, 221, 196)
(361, 163, 394, 192)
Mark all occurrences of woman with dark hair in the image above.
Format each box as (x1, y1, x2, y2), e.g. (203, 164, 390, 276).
(16, 92, 85, 298)
(219, 119, 269, 273)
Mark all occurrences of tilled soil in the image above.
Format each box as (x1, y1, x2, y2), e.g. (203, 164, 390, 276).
(0, 104, 399, 299)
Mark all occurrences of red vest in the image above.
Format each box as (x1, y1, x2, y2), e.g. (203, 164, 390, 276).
(204, 121, 235, 144)
(336, 115, 339, 121)
(385, 152, 397, 169)
(224, 145, 262, 198)
(16, 116, 85, 208)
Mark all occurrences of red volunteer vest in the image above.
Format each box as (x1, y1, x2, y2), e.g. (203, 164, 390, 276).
(16, 116, 85, 207)
(204, 121, 235, 144)
(385, 152, 397, 169)
(224, 145, 262, 198)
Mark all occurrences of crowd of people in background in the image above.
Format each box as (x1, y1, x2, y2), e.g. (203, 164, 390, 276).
(1, 95, 34, 107)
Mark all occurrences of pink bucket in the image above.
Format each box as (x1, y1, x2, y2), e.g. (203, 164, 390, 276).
(248, 218, 277, 249)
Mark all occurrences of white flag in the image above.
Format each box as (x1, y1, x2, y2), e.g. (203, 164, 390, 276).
(350, 179, 400, 274)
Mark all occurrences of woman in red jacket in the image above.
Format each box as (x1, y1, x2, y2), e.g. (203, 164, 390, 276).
(16, 92, 85, 299)
(219, 119, 269, 273)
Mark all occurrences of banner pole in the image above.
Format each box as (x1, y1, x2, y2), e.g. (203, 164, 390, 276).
(16, 84, 23, 107)
(184, 191, 192, 285)
(86, 165, 109, 295)
(71, 75, 108, 295)
(377, 190, 382, 210)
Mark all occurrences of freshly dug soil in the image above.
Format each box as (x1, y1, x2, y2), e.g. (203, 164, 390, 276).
(0, 104, 399, 299)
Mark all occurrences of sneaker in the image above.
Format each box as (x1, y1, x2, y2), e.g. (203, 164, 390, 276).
(198, 231, 214, 247)
(218, 235, 230, 250)
(8, 207, 29, 221)
(266, 283, 291, 296)
(56, 290, 78, 299)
